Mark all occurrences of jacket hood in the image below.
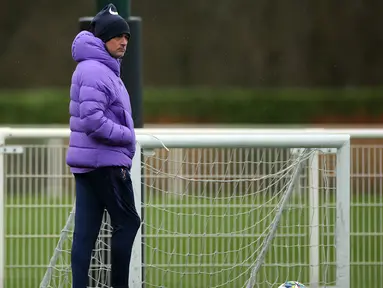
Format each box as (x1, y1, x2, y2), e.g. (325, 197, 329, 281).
(71, 31, 121, 76)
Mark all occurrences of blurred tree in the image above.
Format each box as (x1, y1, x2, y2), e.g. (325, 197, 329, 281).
(0, 0, 383, 88)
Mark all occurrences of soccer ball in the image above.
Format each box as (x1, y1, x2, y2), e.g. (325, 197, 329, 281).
(278, 281, 305, 288)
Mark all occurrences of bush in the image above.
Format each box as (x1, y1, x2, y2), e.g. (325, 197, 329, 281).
(0, 87, 382, 124)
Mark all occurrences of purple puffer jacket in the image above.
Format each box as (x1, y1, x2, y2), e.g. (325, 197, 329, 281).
(66, 31, 136, 173)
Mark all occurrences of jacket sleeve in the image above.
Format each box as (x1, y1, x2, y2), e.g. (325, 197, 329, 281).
(79, 85, 132, 146)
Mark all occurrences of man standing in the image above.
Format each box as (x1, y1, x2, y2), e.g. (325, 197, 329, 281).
(66, 3, 141, 288)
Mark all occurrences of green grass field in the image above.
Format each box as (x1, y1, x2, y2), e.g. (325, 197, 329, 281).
(4, 191, 383, 288)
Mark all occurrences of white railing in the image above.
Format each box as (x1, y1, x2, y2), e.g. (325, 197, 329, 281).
(1, 126, 375, 288)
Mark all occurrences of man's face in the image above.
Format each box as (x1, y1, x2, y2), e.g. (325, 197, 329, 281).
(105, 34, 129, 58)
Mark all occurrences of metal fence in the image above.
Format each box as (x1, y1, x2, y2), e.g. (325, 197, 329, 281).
(0, 128, 380, 288)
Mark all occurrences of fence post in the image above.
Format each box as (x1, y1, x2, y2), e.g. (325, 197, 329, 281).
(309, 151, 319, 287)
(0, 128, 24, 288)
(0, 128, 13, 288)
(0, 131, 4, 288)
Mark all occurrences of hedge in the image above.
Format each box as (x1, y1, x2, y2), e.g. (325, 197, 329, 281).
(0, 87, 382, 124)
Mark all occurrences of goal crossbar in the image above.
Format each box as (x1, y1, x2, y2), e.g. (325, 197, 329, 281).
(2, 127, 350, 147)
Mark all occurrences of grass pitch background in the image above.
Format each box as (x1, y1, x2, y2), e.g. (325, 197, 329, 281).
(4, 191, 382, 288)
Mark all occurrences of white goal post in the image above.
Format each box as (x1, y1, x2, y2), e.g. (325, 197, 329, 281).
(0, 128, 350, 288)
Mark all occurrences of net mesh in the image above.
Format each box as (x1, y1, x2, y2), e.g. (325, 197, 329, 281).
(39, 147, 336, 288)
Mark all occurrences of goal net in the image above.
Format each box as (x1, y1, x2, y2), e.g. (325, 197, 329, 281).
(38, 135, 349, 288)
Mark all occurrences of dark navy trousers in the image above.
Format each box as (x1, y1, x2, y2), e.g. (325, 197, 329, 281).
(71, 167, 141, 288)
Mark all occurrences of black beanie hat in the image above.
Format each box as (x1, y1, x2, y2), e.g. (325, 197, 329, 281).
(90, 4, 130, 43)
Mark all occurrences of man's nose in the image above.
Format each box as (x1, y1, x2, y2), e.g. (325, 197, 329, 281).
(121, 38, 128, 46)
